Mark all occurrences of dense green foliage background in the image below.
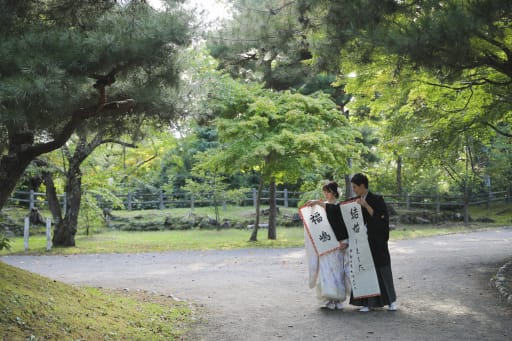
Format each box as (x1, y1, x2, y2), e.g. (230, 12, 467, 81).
(1, 0, 511, 241)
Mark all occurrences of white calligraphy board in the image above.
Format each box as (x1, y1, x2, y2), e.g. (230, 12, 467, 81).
(339, 200, 381, 299)
(299, 204, 341, 256)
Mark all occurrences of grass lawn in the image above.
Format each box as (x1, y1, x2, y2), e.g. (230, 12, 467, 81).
(1, 202, 511, 255)
(0, 261, 193, 341)
(1, 227, 306, 255)
(1, 222, 509, 256)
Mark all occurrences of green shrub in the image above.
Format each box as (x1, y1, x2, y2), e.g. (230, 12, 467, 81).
(0, 233, 10, 251)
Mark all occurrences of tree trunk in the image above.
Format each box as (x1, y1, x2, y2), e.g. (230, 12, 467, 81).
(214, 194, 220, 230)
(268, 179, 276, 240)
(249, 176, 264, 242)
(262, 56, 274, 89)
(463, 180, 470, 226)
(396, 155, 402, 196)
(42, 171, 63, 225)
(344, 174, 352, 200)
(50, 130, 134, 247)
(53, 165, 82, 247)
(51, 132, 92, 247)
(0, 146, 35, 209)
(342, 105, 352, 201)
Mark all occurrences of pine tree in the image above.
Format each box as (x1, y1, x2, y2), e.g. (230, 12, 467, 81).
(0, 0, 193, 209)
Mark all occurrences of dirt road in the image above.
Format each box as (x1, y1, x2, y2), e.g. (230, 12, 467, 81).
(2, 228, 512, 341)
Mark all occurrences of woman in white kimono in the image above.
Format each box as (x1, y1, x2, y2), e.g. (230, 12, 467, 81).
(304, 182, 351, 310)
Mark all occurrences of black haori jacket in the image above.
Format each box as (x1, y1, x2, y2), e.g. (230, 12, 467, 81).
(359, 192, 391, 267)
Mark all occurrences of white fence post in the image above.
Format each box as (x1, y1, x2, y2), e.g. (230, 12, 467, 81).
(46, 217, 52, 251)
(127, 192, 132, 210)
(159, 190, 164, 210)
(24, 216, 30, 251)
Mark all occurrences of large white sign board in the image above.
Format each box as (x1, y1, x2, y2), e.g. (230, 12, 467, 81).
(339, 200, 381, 299)
(299, 204, 341, 256)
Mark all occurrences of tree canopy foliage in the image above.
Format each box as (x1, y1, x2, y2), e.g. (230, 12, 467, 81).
(299, 0, 512, 134)
(0, 0, 193, 209)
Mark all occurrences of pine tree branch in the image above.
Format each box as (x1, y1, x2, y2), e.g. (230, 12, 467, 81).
(29, 98, 136, 158)
(475, 32, 512, 64)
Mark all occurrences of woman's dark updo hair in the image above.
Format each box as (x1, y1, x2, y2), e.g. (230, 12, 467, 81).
(322, 181, 340, 199)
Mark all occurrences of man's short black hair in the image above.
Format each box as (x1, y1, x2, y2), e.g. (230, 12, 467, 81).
(351, 173, 369, 189)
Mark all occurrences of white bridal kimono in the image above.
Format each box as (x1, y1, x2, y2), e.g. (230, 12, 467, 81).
(305, 229, 351, 303)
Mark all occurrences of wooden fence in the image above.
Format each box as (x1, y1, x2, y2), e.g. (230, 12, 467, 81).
(115, 188, 302, 210)
(5, 189, 511, 212)
(384, 191, 511, 213)
(5, 189, 303, 211)
(7, 190, 67, 213)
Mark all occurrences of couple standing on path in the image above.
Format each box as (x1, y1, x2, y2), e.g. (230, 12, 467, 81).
(304, 173, 397, 312)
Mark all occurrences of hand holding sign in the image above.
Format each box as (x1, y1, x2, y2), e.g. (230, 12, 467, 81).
(339, 200, 380, 299)
(299, 204, 341, 256)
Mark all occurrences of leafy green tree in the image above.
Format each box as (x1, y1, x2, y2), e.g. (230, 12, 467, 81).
(43, 126, 138, 246)
(183, 168, 247, 227)
(299, 0, 512, 136)
(299, 1, 512, 199)
(486, 134, 512, 195)
(0, 0, 192, 209)
(386, 66, 502, 213)
(341, 52, 497, 221)
(208, 2, 360, 217)
(198, 79, 362, 241)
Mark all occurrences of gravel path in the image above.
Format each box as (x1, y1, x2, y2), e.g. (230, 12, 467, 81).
(2, 228, 512, 341)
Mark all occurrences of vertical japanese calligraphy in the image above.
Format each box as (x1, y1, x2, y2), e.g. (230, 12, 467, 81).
(299, 204, 341, 256)
(339, 201, 381, 299)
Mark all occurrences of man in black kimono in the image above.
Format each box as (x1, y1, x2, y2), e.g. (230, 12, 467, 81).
(349, 173, 397, 312)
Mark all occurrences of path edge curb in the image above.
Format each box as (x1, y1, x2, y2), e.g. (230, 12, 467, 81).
(492, 259, 512, 307)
